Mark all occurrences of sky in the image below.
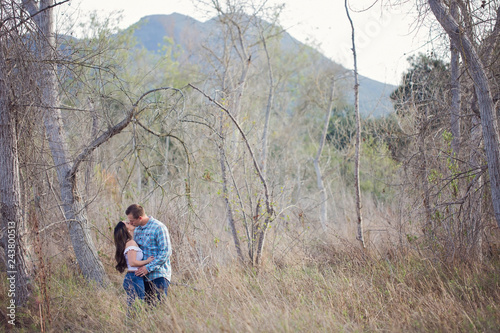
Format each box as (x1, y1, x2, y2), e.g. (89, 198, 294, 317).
(58, 0, 433, 86)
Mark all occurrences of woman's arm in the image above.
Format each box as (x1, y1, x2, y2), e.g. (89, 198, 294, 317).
(126, 249, 154, 267)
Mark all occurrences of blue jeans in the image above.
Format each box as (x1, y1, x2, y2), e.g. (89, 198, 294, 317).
(145, 277, 170, 305)
(123, 272, 145, 306)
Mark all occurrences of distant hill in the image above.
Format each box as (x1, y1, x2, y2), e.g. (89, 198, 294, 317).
(128, 13, 396, 117)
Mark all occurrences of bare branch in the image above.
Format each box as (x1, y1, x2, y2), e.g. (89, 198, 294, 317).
(189, 83, 273, 217)
(69, 87, 180, 178)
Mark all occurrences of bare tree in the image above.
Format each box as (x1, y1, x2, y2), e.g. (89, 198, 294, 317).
(0, 0, 55, 306)
(345, 0, 365, 248)
(23, 0, 108, 284)
(218, 115, 245, 263)
(193, 0, 285, 266)
(204, 4, 254, 264)
(427, 0, 500, 229)
(190, 84, 274, 266)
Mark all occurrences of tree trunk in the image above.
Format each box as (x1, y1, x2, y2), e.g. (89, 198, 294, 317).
(428, 0, 500, 229)
(0, 54, 30, 306)
(449, 1, 461, 155)
(259, 34, 274, 177)
(345, 0, 365, 248)
(38, 0, 108, 285)
(42, 90, 108, 285)
(85, 100, 99, 199)
(468, 113, 483, 259)
(219, 118, 245, 264)
(164, 136, 170, 180)
(313, 79, 335, 231)
(420, 107, 433, 235)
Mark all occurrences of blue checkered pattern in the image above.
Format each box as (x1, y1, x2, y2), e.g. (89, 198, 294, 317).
(133, 216, 172, 282)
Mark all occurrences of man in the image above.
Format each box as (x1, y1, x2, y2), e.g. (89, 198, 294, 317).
(126, 204, 172, 303)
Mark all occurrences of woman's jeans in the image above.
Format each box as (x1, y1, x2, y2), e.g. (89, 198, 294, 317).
(123, 272, 145, 306)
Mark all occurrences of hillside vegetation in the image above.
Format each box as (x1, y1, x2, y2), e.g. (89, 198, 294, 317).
(130, 13, 396, 117)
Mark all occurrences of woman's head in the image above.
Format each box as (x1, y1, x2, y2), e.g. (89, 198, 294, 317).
(114, 221, 132, 244)
(114, 221, 133, 273)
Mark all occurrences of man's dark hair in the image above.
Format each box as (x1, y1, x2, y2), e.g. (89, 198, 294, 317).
(125, 204, 146, 219)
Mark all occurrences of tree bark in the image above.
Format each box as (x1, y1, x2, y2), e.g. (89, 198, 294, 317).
(0, 52, 30, 306)
(449, 1, 461, 155)
(85, 100, 99, 199)
(428, 0, 500, 229)
(468, 112, 483, 259)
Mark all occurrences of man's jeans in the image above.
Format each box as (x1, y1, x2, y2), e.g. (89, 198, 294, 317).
(145, 277, 170, 304)
(123, 272, 146, 306)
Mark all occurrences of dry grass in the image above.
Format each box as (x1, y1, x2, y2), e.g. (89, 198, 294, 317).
(2, 248, 499, 332)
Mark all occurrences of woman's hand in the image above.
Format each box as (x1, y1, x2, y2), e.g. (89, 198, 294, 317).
(145, 256, 154, 264)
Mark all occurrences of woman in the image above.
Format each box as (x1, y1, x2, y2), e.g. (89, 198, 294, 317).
(114, 221, 154, 306)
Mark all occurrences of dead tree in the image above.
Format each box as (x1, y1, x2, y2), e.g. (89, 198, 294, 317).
(345, 0, 365, 248)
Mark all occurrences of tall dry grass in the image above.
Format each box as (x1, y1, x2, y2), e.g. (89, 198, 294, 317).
(2, 246, 499, 332)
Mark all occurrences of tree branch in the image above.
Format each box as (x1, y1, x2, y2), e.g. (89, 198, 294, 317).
(189, 83, 273, 217)
(69, 87, 179, 178)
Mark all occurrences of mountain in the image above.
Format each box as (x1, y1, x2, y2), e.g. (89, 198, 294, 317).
(128, 13, 396, 117)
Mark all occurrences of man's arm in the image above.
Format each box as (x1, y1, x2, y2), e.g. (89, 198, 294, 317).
(145, 224, 171, 273)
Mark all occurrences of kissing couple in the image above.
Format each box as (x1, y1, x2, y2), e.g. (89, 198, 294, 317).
(113, 204, 172, 307)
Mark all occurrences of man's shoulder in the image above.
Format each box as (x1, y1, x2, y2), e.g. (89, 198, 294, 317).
(148, 217, 168, 230)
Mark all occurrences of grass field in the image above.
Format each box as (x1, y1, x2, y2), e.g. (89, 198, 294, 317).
(2, 247, 499, 332)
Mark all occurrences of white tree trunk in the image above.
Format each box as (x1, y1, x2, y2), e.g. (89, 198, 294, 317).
(428, 0, 500, 229)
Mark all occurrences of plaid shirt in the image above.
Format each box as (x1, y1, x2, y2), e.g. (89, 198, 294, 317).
(134, 216, 172, 282)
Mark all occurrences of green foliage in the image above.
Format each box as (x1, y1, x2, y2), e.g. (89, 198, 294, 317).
(359, 137, 398, 201)
(390, 53, 449, 118)
(326, 107, 406, 157)
(326, 106, 356, 151)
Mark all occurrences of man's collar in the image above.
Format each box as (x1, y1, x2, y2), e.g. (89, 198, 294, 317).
(138, 216, 153, 229)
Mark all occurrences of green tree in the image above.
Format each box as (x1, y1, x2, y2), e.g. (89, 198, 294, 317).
(390, 53, 449, 120)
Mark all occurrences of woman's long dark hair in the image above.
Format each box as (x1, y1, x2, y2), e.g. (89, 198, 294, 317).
(114, 221, 132, 273)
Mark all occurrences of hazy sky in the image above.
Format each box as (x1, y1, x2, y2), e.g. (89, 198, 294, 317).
(58, 0, 431, 85)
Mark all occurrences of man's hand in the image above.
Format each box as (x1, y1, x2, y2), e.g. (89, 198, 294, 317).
(135, 266, 149, 277)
